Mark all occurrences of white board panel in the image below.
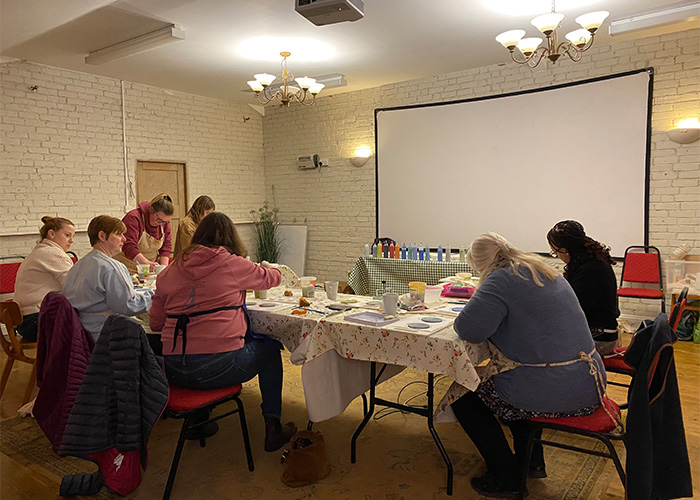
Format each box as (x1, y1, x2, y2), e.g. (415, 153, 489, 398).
(277, 224, 307, 276)
(376, 70, 651, 258)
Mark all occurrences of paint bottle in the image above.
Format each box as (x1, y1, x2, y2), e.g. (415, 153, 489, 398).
(394, 244, 400, 259)
(459, 247, 466, 263)
(412, 243, 417, 260)
(389, 242, 395, 258)
(377, 242, 383, 258)
(364, 243, 370, 257)
(383, 242, 389, 258)
(445, 244, 451, 262)
(437, 245, 443, 262)
(418, 243, 424, 261)
(401, 243, 407, 259)
(372, 244, 377, 258)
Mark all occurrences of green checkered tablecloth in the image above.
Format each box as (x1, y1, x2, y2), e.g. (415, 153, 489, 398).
(348, 256, 476, 295)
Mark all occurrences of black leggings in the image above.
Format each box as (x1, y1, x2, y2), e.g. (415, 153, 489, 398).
(451, 391, 544, 484)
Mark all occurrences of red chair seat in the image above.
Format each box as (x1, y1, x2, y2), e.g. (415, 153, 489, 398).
(617, 287, 663, 299)
(603, 354, 634, 374)
(531, 397, 620, 432)
(167, 384, 243, 412)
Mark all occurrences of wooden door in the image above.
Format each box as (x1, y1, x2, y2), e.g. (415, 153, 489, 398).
(136, 161, 187, 254)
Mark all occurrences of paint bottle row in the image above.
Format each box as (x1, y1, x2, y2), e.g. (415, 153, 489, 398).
(364, 242, 467, 262)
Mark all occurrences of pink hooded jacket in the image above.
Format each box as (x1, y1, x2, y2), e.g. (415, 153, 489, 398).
(149, 246, 281, 355)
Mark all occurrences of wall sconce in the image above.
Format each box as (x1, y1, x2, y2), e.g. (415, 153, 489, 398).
(667, 118, 700, 144)
(350, 146, 372, 167)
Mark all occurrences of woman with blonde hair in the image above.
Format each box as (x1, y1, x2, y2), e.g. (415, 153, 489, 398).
(63, 215, 153, 341)
(114, 194, 174, 274)
(14, 216, 76, 341)
(452, 233, 605, 496)
(174, 195, 215, 257)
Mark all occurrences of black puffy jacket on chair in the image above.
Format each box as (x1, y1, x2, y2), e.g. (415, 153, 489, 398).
(623, 313, 692, 500)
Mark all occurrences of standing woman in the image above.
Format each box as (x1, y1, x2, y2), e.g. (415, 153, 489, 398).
(547, 220, 620, 355)
(174, 195, 215, 258)
(14, 216, 76, 341)
(114, 193, 174, 274)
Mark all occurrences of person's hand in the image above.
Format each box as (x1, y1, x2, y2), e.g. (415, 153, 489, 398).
(260, 260, 273, 269)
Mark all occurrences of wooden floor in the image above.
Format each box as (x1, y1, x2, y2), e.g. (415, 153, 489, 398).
(1, 332, 698, 499)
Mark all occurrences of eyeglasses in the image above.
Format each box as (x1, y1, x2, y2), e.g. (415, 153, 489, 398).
(548, 248, 561, 258)
(155, 216, 170, 225)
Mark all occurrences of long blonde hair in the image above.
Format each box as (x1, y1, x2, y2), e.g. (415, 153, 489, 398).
(467, 232, 557, 287)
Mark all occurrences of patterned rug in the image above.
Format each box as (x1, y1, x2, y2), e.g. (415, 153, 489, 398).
(1, 359, 620, 499)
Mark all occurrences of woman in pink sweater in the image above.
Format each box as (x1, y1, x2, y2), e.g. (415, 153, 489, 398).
(14, 216, 75, 341)
(149, 212, 296, 449)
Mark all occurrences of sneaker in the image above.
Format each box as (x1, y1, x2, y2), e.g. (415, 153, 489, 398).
(470, 472, 523, 499)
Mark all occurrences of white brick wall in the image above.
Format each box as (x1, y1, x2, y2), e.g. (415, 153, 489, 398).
(263, 29, 700, 318)
(2, 29, 698, 319)
(1, 61, 265, 258)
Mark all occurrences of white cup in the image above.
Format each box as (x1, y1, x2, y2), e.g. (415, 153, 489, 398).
(154, 264, 167, 275)
(383, 293, 399, 316)
(325, 281, 339, 301)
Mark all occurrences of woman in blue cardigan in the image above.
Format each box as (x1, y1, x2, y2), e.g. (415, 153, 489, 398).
(452, 233, 605, 496)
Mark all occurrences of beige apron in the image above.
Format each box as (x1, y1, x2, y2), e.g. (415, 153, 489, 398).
(114, 212, 165, 274)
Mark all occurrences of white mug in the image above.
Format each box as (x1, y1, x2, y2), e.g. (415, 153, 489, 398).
(325, 281, 339, 301)
(382, 293, 399, 316)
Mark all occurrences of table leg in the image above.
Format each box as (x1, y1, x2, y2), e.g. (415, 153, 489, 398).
(351, 361, 377, 463)
(350, 363, 453, 495)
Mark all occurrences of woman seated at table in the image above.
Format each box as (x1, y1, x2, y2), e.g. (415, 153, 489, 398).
(452, 233, 605, 496)
(547, 220, 620, 355)
(149, 212, 297, 448)
(173, 195, 215, 258)
(14, 216, 76, 341)
(62, 215, 153, 341)
(113, 193, 173, 274)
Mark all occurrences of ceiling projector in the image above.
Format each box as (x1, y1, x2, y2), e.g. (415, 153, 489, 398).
(295, 0, 364, 26)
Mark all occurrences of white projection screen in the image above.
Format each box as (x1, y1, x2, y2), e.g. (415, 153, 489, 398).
(376, 69, 652, 258)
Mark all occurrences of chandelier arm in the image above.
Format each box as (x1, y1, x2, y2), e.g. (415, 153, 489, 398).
(557, 41, 585, 61)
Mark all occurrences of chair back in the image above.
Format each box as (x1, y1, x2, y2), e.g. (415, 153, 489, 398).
(0, 300, 24, 357)
(668, 287, 689, 334)
(67, 251, 78, 264)
(0, 256, 24, 294)
(620, 246, 662, 285)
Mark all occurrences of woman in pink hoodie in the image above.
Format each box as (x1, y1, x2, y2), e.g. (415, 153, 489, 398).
(149, 212, 297, 450)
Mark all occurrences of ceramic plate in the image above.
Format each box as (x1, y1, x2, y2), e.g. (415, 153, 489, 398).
(451, 306, 465, 312)
(421, 317, 443, 323)
(341, 298, 358, 304)
(247, 301, 257, 306)
(407, 322, 430, 329)
(259, 303, 278, 308)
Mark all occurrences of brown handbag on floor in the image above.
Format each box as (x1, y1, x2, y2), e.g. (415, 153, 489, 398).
(280, 430, 331, 487)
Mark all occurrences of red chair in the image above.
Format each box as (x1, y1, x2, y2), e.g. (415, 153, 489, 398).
(617, 246, 664, 312)
(67, 251, 78, 264)
(0, 256, 24, 295)
(604, 287, 688, 388)
(163, 384, 254, 500)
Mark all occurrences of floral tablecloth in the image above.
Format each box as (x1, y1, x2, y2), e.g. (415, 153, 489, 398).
(247, 286, 491, 421)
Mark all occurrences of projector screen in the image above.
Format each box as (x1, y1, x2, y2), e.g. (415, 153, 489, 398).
(376, 69, 652, 258)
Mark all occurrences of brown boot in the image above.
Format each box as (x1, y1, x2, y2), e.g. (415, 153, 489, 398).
(264, 416, 297, 452)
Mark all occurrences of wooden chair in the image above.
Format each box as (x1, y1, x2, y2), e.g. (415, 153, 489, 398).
(162, 383, 254, 500)
(0, 301, 37, 404)
(617, 245, 664, 312)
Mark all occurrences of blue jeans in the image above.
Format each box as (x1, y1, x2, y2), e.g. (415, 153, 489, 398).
(164, 337, 283, 419)
(16, 312, 39, 342)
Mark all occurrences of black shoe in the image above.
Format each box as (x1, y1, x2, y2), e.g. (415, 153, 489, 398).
(470, 472, 523, 499)
(185, 421, 219, 441)
(527, 464, 547, 478)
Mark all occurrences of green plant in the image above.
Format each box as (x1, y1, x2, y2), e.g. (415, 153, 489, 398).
(250, 201, 281, 263)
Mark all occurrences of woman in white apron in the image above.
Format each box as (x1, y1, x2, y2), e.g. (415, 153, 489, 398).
(114, 194, 174, 274)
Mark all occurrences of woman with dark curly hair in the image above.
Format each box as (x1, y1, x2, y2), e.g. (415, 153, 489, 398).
(547, 220, 620, 355)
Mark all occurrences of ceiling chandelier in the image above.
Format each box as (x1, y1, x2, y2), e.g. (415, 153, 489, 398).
(247, 51, 325, 107)
(495, 1, 609, 68)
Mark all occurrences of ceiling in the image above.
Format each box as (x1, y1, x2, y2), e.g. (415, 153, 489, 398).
(1, 0, 697, 104)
